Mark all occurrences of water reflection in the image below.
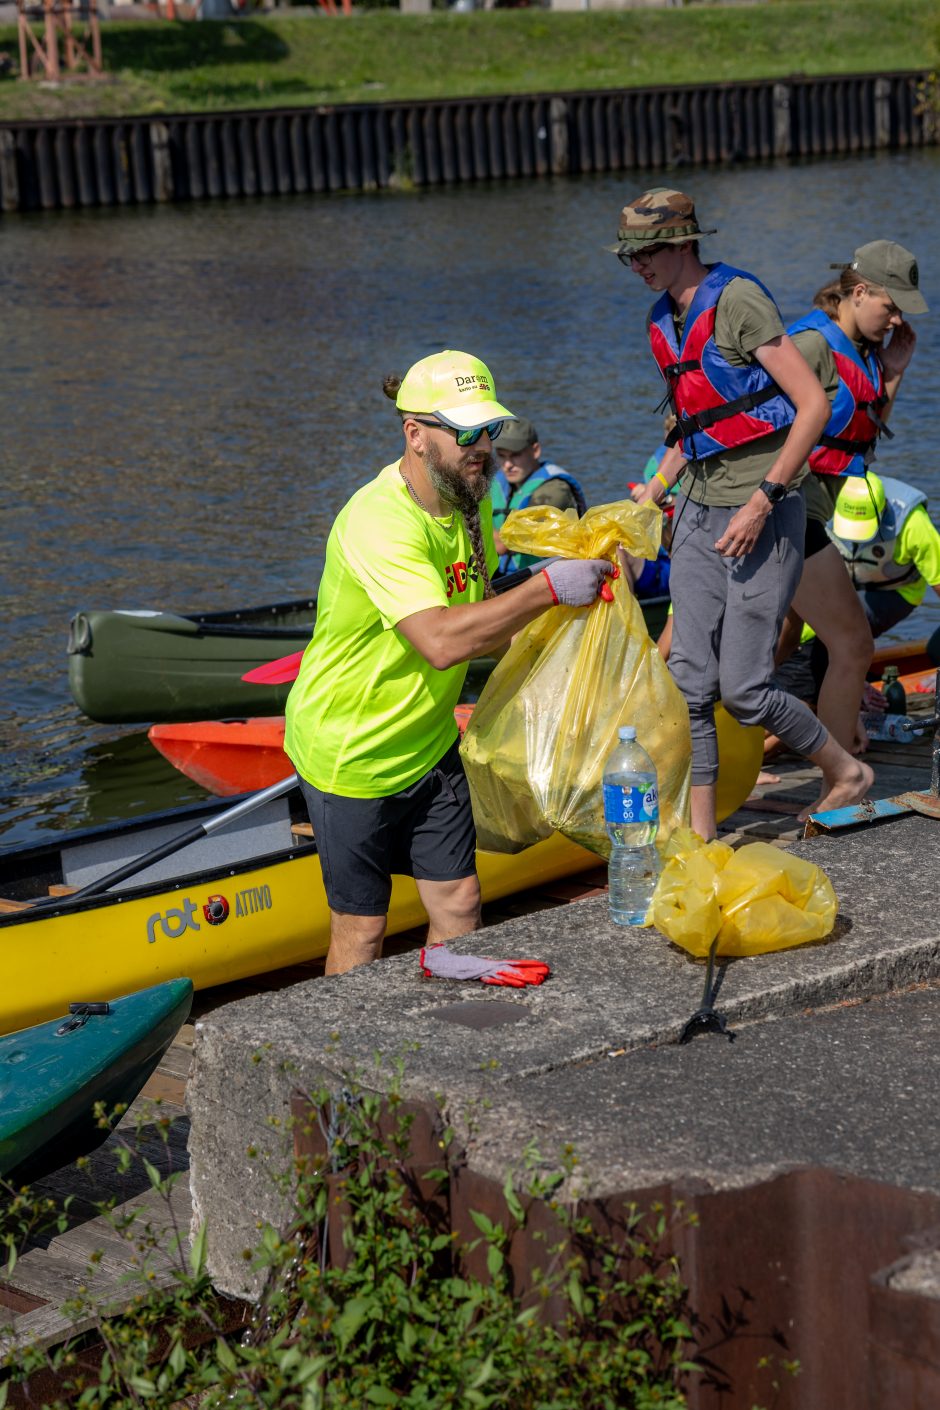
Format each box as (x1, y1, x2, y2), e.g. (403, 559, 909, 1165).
(3, 149, 939, 849)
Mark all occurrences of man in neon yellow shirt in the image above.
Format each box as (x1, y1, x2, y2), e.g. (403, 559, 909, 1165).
(773, 472, 940, 707)
(285, 350, 615, 975)
(829, 472, 940, 648)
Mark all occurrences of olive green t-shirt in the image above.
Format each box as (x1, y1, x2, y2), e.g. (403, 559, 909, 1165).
(528, 478, 579, 512)
(660, 279, 836, 508)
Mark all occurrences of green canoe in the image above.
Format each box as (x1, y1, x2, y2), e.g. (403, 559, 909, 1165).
(0, 979, 193, 1186)
(67, 588, 671, 727)
(68, 597, 317, 725)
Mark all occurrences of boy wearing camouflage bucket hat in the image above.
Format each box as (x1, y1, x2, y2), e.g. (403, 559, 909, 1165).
(285, 350, 615, 975)
(620, 187, 872, 839)
(776, 239, 928, 757)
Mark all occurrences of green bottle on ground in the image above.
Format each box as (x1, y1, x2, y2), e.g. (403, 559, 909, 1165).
(881, 665, 907, 716)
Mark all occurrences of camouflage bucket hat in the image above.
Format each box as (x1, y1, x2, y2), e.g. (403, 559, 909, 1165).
(607, 187, 717, 256)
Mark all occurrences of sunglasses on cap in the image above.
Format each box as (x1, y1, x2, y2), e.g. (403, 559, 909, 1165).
(617, 243, 669, 267)
(409, 416, 505, 447)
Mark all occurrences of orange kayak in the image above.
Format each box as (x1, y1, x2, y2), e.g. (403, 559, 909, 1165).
(149, 702, 761, 827)
(149, 705, 477, 798)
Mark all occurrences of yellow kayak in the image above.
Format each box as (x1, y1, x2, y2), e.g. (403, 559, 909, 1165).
(0, 701, 761, 1038)
(0, 785, 597, 1037)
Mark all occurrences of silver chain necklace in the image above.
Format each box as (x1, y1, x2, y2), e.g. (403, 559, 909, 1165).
(400, 470, 455, 528)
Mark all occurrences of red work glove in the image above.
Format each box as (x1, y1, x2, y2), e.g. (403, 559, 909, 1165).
(419, 944, 550, 988)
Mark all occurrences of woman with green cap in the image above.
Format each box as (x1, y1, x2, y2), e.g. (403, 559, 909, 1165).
(778, 241, 928, 761)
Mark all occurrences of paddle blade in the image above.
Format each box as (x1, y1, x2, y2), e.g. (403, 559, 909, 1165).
(242, 651, 304, 686)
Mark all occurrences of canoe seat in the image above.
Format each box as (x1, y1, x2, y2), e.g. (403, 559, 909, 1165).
(291, 822, 315, 842)
(61, 796, 294, 890)
(49, 884, 78, 897)
(0, 897, 33, 912)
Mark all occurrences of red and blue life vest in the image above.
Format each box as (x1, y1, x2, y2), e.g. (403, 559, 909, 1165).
(491, 462, 587, 575)
(648, 263, 796, 464)
(787, 307, 889, 478)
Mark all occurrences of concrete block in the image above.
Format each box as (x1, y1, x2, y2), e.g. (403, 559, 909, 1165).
(188, 813, 940, 1299)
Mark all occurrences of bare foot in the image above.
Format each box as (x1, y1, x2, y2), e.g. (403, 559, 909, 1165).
(797, 760, 874, 823)
(746, 769, 782, 802)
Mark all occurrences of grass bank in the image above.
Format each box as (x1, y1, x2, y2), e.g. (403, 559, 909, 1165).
(0, 0, 935, 122)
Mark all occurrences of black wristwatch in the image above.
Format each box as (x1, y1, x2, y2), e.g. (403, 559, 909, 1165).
(758, 479, 787, 505)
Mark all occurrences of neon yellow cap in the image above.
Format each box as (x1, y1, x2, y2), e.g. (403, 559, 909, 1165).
(396, 350, 515, 431)
(832, 473, 886, 543)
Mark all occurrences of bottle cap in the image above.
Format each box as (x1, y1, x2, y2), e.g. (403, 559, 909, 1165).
(618, 725, 637, 741)
(882, 665, 899, 681)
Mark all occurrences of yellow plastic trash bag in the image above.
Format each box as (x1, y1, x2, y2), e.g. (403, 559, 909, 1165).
(650, 829, 838, 958)
(461, 499, 691, 856)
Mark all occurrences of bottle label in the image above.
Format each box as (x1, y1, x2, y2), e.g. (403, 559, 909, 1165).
(603, 783, 659, 825)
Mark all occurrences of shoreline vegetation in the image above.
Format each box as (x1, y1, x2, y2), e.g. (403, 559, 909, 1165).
(0, 0, 935, 124)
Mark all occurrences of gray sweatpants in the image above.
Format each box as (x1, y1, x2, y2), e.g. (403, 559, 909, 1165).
(668, 493, 829, 786)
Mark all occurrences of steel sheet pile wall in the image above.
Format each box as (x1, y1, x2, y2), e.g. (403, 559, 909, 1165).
(0, 71, 932, 213)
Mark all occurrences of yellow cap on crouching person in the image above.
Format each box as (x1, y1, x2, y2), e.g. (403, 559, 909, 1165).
(396, 351, 515, 431)
(832, 473, 886, 542)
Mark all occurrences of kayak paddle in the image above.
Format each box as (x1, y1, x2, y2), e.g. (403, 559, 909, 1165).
(50, 773, 301, 904)
(242, 651, 305, 686)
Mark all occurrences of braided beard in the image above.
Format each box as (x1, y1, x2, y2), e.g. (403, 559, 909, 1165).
(424, 442, 496, 599)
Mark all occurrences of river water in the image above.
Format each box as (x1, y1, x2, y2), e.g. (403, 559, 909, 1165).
(3, 148, 939, 852)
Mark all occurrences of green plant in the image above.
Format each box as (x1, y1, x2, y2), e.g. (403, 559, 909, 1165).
(0, 1080, 698, 1408)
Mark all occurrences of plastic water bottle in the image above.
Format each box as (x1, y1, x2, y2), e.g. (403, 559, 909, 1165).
(603, 725, 660, 926)
(861, 711, 922, 743)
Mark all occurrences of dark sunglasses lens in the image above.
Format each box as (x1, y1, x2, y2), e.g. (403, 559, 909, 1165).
(455, 422, 504, 447)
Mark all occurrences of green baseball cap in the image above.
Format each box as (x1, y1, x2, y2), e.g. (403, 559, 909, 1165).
(396, 350, 515, 431)
(607, 187, 717, 256)
(849, 240, 928, 315)
(496, 418, 538, 453)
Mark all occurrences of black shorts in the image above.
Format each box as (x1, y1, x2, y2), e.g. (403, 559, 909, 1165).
(804, 516, 832, 559)
(299, 740, 477, 917)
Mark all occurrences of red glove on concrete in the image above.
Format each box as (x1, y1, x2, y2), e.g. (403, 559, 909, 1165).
(419, 944, 550, 987)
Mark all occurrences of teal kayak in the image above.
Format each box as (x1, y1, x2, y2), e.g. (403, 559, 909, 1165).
(0, 978, 193, 1185)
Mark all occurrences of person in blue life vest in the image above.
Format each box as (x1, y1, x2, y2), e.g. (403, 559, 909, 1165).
(774, 241, 927, 753)
(628, 415, 677, 606)
(622, 186, 872, 838)
(491, 417, 588, 577)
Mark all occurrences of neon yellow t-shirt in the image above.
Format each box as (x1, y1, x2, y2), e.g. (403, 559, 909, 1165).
(285, 460, 499, 798)
(891, 505, 940, 605)
(802, 504, 940, 644)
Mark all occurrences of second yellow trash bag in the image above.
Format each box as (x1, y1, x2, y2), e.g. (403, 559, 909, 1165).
(649, 828, 839, 958)
(461, 499, 692, 856)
